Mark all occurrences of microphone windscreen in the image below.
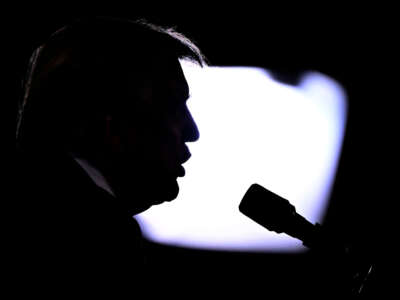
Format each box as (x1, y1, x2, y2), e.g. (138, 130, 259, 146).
(239, 183, 296, 233)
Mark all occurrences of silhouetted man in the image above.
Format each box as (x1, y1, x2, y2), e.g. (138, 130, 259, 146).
(15, 16, 206, 294)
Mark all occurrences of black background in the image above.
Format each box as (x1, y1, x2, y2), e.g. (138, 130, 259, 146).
(6, 5, 397, 297)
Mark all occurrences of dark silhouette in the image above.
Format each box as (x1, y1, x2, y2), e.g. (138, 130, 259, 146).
(11, 14, 392, 298)
(14, 16, 206, 294)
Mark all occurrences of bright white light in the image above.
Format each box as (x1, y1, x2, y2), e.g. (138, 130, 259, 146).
(136, 61, 347, 252)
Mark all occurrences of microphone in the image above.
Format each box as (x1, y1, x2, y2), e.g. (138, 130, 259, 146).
(239, 183, 338, 250)
(239, 183, 374, 296)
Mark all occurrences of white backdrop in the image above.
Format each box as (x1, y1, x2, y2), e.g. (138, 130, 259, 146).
(137, 62, 347, 252)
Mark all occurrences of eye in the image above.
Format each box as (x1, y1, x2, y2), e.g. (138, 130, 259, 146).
(168, 98, 186, 115)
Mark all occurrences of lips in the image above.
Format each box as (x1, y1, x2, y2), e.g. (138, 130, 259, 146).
(177, 147, 191, 177)
(181, 148, 191, 164)
(178, 165, 186, 177)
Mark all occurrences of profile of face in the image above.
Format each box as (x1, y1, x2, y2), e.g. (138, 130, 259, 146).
(93, 58, 199, 215)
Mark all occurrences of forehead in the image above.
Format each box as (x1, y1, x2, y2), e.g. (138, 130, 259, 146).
(124, 56, 190, 111)
(154, 57, 189, 98)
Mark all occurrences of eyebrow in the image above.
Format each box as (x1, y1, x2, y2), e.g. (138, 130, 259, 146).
(178, 89, 190, 101)
(182, 82, 190, 100)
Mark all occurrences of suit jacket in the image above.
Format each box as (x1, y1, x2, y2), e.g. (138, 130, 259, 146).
(13, 151, 146, 295)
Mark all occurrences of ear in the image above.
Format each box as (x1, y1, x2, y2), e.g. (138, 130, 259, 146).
(103, 114, 125, 153)
(105, 115, 113, 141)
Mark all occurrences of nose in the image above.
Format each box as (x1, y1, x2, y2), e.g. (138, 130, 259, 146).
(183, 108, 200, 143)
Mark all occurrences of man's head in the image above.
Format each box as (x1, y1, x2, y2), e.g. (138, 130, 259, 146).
(16, 16, 206, 214)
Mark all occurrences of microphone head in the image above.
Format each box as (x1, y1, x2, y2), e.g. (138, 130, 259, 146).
(239, 183, 297, 233)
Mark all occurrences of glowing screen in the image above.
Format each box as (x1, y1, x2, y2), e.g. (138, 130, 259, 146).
(136, 62, 347, 252)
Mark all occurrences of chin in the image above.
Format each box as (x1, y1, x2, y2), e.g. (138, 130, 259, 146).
(152, 179, 180, 204)
(126, 177, 180, 214)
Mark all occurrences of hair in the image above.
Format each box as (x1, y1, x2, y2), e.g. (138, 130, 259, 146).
(16, 16, 207, 153)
